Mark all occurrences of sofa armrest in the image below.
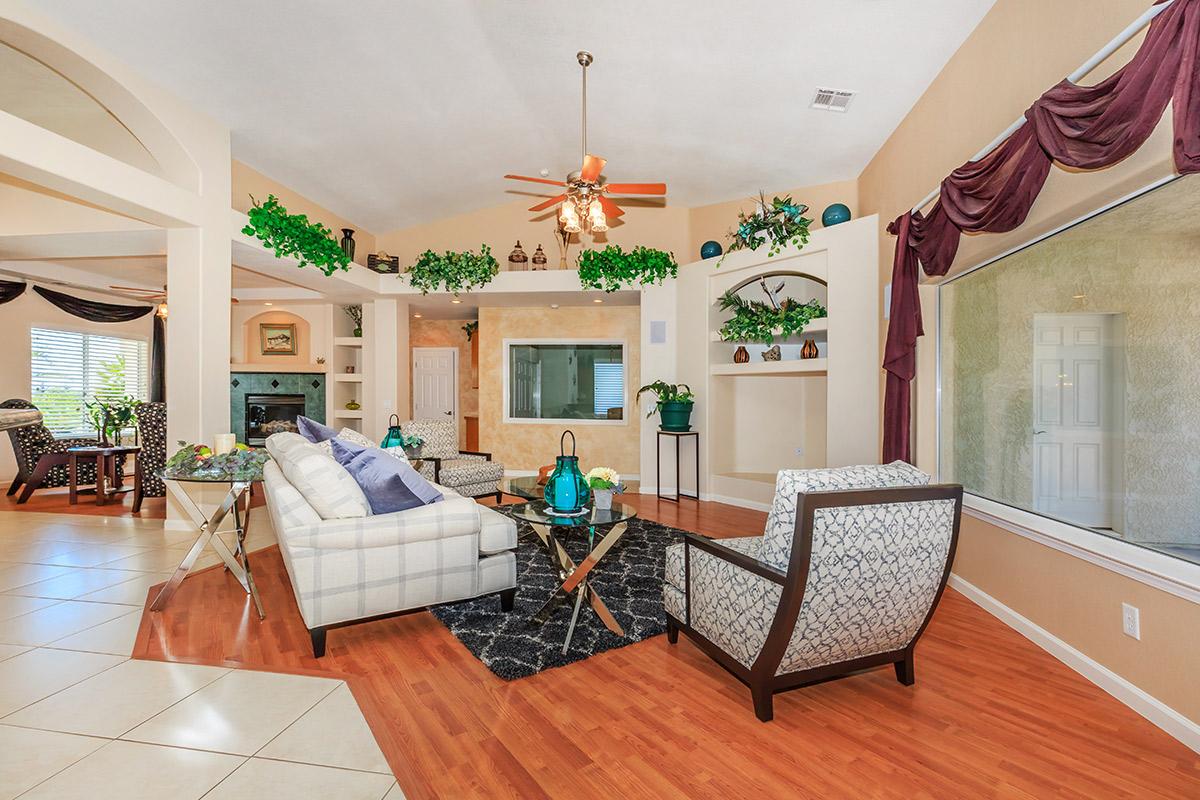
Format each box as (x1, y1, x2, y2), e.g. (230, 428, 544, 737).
(283, 497, 481, 550)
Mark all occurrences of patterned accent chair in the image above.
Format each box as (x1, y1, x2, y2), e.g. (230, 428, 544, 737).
(133, 402, 167, 511)
(1, 398, 115, 503)
(663, 462, 963, 721)
(401, 418, 504, 502)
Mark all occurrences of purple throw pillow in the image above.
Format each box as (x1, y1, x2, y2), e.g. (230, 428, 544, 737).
(330, 439, 443, 514)
(296, 415, 337, 443)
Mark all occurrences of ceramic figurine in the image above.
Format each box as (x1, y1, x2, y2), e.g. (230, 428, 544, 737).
(762, 345, 782, 362)
(733, 346, 750, 363)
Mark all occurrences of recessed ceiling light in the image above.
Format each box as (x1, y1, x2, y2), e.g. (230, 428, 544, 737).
(549, 304, 559, 309)
(539, 168, 551, 177)
(593, 298, 603, 304)
(413, 313, 423, 318)
(811, 87, 855, 112)
(264, 302, 273, 306)
(451, 297, 462, 304)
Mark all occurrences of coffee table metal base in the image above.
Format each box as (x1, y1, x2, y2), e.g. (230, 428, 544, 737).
(528, 521, 628, 654)
(149, 480, 264, 619)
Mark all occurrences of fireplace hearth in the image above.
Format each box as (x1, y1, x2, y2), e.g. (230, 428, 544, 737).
(245, 393, 306, 446)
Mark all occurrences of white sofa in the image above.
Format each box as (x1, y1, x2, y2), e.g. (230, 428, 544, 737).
(261, 432, 518, 657)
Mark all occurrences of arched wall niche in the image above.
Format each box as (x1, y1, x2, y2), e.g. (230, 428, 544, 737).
(239, 309, 314, 366)
(723, 269, 829, 308)
(0, 17, 199, 192)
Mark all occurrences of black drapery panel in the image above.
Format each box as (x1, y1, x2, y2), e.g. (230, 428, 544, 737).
(33, 285, 154, 323)
(150, 314, 166, 403)
(0, 280, 26, 305)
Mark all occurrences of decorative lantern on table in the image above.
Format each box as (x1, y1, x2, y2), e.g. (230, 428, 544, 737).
(543, 430, 590, 514)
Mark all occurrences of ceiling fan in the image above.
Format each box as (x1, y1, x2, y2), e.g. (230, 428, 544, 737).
(108, 284, 238, 318)
(504, 51, 667, 234)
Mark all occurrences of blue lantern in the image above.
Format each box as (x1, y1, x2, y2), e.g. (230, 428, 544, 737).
(821, 203, 852, 227)
(544, 430, 590, 514)
(700, 240, 723, 260)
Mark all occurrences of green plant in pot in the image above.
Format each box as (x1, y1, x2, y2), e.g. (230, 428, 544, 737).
(636, 381, 695, 432)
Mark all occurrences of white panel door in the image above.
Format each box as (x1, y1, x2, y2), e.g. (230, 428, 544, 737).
(1032, 314, 1120, 528)
(412, 347, 456, 421)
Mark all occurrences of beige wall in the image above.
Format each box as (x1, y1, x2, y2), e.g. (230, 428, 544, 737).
(408, 318, 478, 449)
(857, 0, 1199, 726)
(231, 160, 377, 265)
(0, 286, 152, 480)
(478, 306, 640, 476)
(237, 309, 313, 366)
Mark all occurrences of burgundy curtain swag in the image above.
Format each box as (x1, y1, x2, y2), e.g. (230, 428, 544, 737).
(883, 0, 1200, 463)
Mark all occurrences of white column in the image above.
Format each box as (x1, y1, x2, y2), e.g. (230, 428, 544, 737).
(365, 298, 404, 442)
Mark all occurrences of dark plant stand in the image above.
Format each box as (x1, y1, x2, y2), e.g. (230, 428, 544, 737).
(656, 430, 699, 502)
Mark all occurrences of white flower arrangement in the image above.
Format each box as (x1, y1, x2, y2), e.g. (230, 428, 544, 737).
(585, 466, 624, 492)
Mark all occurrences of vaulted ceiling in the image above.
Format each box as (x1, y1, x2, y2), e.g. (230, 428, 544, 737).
(28, 0, 995, 232)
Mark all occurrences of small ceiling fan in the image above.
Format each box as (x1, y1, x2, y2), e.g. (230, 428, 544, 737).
(504, 51, 667, 233)
(108, 284, 238, 318)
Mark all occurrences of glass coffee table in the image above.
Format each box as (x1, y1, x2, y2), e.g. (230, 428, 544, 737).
(504, 501, 638, 654)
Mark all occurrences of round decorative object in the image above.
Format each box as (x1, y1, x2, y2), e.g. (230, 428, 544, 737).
(531, 244, 548, 270)
(821, 203, 852, 227)
(700, 240, 723, 260)
(345, 400, 361, 411)
(544, 431, 589, 513)
(733, 345, 750, 364)
(507, 240, 528, 271)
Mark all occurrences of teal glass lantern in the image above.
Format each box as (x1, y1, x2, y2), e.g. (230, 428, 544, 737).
(544, 430, 590, 514)
(380, 414, 405, 449)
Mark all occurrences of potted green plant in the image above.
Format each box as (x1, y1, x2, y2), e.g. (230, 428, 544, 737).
(585, 466, 625, 510)
(241, 195, 352, 276)
(405, 246, 499, 294)
(636, 381, 695, 432)
(576, 245, 678, 293)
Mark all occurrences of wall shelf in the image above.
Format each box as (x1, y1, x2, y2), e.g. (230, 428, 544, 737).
(334, 337, 364, 348)
(710, 358, 827, 376)
(334, 373, 364, 383)
(709, 317, 828, 343)
(334, 409, 364, 419)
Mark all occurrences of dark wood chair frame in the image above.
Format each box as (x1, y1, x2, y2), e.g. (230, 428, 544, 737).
(666, 484, 964, 722)
(423, 449, 503, 504)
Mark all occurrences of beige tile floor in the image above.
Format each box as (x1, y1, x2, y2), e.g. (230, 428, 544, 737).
(0, 509, 403, 800)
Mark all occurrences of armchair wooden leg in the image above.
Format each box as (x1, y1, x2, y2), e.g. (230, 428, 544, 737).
(665, 616, 679, 644)
(499, 587, 515, 612)
(17, 456, 58, 504)
(894, 651, 915, 686)
(751, 684, 774, 723)
(6, 476, 21, 496)
(310, 627, 327, 658)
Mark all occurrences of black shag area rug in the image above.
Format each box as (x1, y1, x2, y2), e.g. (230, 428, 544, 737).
(430, 516, 683, 680)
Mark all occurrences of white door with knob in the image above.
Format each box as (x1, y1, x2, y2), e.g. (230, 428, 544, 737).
(412, 347, 457, 423)
(1031, 313, 1124, 530)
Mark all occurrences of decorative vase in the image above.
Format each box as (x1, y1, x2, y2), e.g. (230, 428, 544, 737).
(821, 203, 852, 227)
(381, 415, 408, 451)
(762, 345, 782, 362)
(353, 327, 362, 338)
(345, 400, 361, 411)
(700, 240, 723, 260)
(801, 339, 819, 359)
(593, 488, 614, 511)
(544, 430, 589, 513)
(658, 400, 694, 432)
(733, 345, 750, 364)
(507, 240, 528, 271)
(340, 228, 356, 260)
(532, 244, 548, 270)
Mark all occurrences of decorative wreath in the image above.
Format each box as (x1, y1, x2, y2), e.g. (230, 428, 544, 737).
(723, 193, 812, 261)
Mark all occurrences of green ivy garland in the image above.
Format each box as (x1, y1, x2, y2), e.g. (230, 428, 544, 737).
(576, 245, 678, 293)
(405, 246, 499, 294)
(717, 290, 826, 344)
(721, 193, 812, 263)
(241, 195, 351, 276)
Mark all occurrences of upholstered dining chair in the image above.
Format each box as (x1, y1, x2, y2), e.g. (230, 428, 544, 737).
(1, 398, 113, 503)
(663, 462, 963, 722)
(400, 417, 504, 502)
(132, 402, 167, 512)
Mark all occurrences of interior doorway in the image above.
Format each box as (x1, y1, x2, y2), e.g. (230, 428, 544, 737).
(412, 347, 458, 423)
(1031, 313, 1126, 531)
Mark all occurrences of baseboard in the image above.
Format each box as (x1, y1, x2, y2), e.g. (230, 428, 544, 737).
(948, 574, 1200, 754)
(635, 486, 771, 513)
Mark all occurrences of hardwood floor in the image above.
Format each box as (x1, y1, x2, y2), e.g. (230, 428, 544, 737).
(132, 493, 1200, 799)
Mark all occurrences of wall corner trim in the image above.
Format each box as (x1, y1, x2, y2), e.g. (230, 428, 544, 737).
(948, 574, 1200, 755)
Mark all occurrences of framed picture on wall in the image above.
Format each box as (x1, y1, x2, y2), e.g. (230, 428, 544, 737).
(259, 323, 297, 355)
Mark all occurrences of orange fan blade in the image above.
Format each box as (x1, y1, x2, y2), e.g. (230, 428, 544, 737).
(528, 194, 567, 212)
(605, 182, 667, 195)
(596, 194, 625, 218)
(579, 154, 606, 183)
(504, 174, 566, 187)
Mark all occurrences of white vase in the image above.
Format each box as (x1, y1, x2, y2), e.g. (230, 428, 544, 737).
(593, 489, 614, 510)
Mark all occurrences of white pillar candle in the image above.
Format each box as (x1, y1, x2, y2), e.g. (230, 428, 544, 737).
(214, 433, 237, 454)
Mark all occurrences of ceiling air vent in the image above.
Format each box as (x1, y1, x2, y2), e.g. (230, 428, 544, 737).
(811, 88, 855, 112)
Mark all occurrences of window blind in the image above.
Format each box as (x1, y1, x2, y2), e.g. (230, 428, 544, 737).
(30, 327, 149, 436)
(593, 362, 624, 417)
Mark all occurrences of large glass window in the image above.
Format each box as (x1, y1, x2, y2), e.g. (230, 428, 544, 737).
(939, 176, 1200, 566)
(30, 327, 149, 436)
(507, 342, 625, 422)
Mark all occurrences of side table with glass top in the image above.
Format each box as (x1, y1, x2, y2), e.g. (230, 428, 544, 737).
(503, 501, 638, 655)
(148, 467, 264, 619)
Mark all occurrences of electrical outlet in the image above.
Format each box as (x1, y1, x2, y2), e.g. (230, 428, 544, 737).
(1121, 603, 1140, 640)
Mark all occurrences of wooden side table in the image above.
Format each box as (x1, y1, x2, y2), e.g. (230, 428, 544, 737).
(656, 431, 699, 502)
(67, 445, 141, 506)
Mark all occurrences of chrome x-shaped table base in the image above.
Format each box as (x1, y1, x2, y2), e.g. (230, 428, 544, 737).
(529, 521, 628, 654)
(149, 480, 264, 619)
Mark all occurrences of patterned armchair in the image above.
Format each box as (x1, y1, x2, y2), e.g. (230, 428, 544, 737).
(400, 418, 504, 502)
(663, 462, 963, 721)
(133, 402, 167, 511)
(1, 398, 114, 503)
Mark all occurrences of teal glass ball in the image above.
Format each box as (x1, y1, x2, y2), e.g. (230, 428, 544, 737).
(821, 203, 852, 227)
(700, 240, 723, 259)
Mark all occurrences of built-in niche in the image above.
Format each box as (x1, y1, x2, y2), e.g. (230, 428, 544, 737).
(239, 310, 312, 366)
